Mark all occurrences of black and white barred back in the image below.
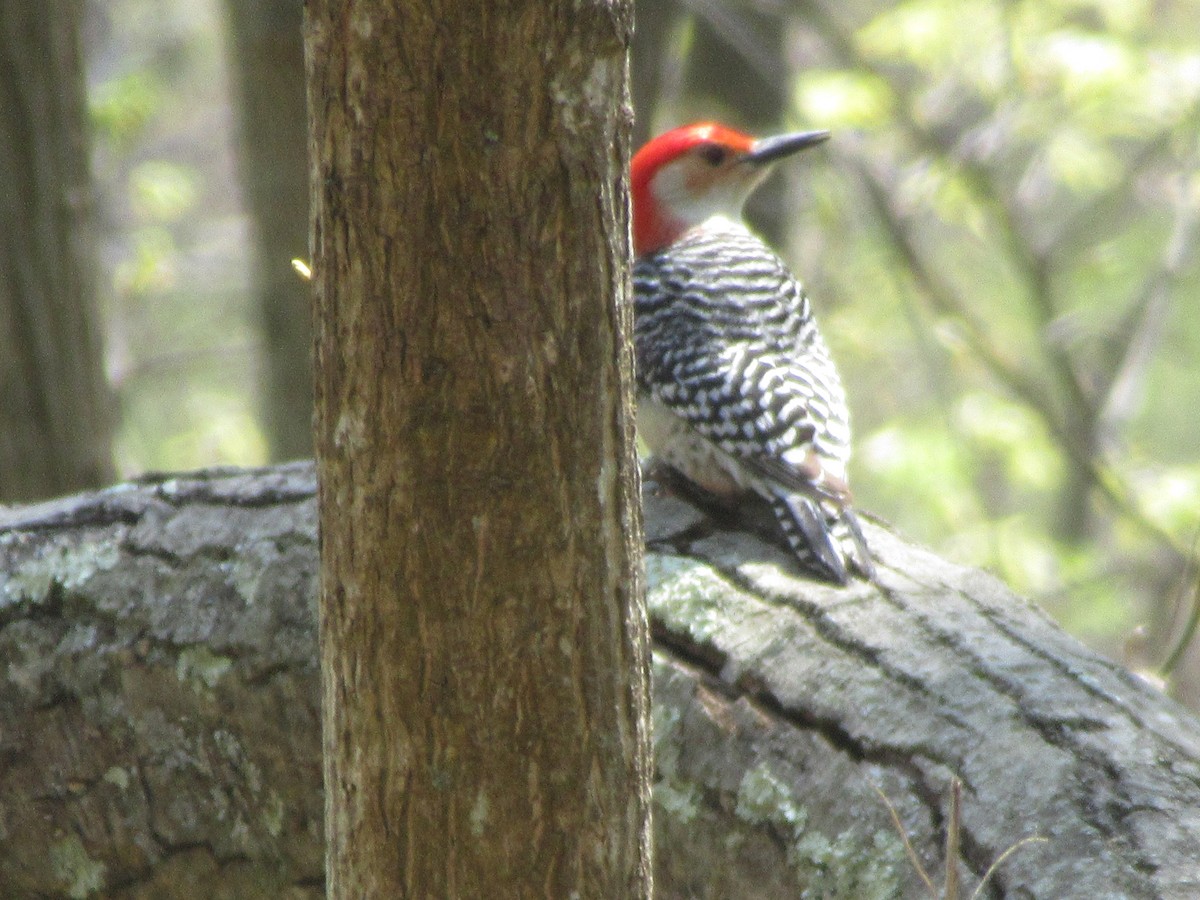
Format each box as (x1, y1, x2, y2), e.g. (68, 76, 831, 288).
(634, 217, 872, 584)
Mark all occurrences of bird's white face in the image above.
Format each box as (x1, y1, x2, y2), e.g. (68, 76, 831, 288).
(648, 152, 770, 235)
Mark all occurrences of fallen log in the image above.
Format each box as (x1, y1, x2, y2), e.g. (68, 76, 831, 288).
(1, 462, 1198, 898)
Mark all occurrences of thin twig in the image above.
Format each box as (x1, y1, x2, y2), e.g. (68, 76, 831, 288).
(1051, 104, 1200, 255)
(943, 778, 961, 900)
(1097, 170, 1200, 444)
(1159, 529, 1200, 678)
(969, 836, 1050, 900)
(874, 785, 937, 897)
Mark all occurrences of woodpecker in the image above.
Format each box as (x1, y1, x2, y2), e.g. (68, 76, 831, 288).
(632, 122, 872, 584)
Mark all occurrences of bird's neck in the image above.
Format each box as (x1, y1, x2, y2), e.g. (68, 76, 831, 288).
(635, 205, 748, 256)
(633, 196, 685, 256)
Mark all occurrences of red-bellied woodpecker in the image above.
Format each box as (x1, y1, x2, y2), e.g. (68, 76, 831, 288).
(632, 122, 872, 584)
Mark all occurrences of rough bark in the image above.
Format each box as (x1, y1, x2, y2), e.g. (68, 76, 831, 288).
(222, 0, 313, 461)
(304, 0, 649, 896)
(0, 0, 115, 502)
(3, 464, 1200, 898)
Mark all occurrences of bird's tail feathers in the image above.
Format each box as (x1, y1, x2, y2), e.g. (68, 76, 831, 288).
(833, 506, 875, 582)
(772, 493, 874, 585)
(772, 494, 848, 584)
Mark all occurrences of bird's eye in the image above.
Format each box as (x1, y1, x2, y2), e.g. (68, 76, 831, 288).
(697, 143, 728, 166)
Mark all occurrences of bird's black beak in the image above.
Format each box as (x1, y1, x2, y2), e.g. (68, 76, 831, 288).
(742, 130, 831, 166)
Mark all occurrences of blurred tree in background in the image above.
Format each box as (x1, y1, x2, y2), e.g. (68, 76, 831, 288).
(70, 0, 1200, 700)
(223, 0, 310, 461)
(0, 0, 114, 501)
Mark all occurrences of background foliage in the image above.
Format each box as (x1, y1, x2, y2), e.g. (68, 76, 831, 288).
(88, 0, 264, 474)
(82, 0, 1200, 699)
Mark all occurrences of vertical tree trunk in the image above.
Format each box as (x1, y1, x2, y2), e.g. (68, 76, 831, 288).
(223, 0, 313, 461)
(0, 0, 114, 502)
(305, 1, 650, 897)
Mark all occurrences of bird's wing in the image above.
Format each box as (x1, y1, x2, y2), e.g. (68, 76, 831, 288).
(640, 341, 851, 506)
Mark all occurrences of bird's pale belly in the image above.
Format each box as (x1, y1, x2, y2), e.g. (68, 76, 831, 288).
(637, 395, 752, 500)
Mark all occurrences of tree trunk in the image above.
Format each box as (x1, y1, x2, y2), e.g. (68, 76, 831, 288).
(304, 1, 650, 897)
(222, 0, 313, 461)
(0, 0, 115, 503)
(3, 464, 1200, 898)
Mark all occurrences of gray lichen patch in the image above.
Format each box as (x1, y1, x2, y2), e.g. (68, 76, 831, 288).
(646, 554, 751, 644)
(0, 539, 120, 610)
(793, 826, 910, 900)
(102, 766, 130, 790)
(176, 645, 234, 690)
(654, 775, 703, 825)
(735, 761, 908, 899)
(262, 790, 286, 838)
(650, 664, 702, 824)
(735, 760, 810, 834)
(2, 620, 58, 697)
(49, 834, 107, 899)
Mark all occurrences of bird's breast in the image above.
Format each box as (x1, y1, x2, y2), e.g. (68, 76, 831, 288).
(636, 394, 751, 500)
